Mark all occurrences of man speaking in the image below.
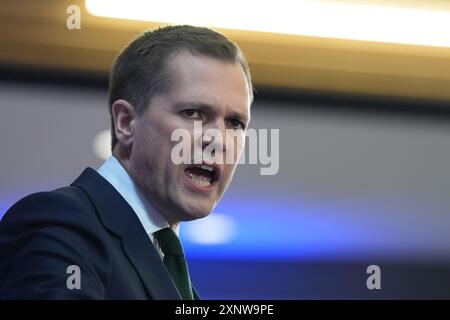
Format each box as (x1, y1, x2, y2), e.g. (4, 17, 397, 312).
(0, 25, 253, 299)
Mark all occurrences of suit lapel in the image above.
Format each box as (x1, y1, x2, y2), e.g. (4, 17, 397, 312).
(120, 222, 182, 300)
(192, 285, 201, 300)
(72, 168, 181, 300)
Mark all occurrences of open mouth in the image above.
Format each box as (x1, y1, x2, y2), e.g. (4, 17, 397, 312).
(184, 163, 220, 188)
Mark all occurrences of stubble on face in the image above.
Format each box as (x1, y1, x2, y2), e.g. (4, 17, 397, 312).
(126, 51, 251, 225)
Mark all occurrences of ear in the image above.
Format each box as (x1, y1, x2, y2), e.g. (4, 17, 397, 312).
(111, 99, 138, 149)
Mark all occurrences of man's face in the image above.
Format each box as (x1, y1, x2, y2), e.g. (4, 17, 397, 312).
(128, 52, 251, 225)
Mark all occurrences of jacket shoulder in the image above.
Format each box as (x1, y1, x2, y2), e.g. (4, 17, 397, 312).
(0, 186, 112, 299)
(1, 186, 95, 226)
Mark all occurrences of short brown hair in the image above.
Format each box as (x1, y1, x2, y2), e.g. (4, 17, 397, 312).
(108, 25, 253, 149)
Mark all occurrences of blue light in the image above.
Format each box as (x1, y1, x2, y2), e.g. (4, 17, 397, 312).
(180, 194, 365, 260)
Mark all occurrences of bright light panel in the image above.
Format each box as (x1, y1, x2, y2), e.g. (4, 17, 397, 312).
(182, 213, 237, 245)
(86, 0, 450, 48)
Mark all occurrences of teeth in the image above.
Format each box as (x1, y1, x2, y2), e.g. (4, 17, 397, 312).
(199, 164, 214, 172)
(188, 173, 212, 187)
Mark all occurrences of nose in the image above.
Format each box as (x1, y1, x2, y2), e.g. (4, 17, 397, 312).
(201, 120, 227, 153)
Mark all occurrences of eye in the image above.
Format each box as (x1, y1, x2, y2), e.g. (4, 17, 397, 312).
(227, 118, 245, 130)
(182, 109, 202, 119)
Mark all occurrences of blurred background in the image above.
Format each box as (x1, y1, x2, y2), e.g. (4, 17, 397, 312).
(1, 0, 450, 299)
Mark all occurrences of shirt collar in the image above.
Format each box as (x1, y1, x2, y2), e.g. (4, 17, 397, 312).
(97, 156, 179, 237)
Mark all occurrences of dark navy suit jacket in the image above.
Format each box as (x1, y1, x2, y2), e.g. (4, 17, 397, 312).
(0, 168, 200, 299)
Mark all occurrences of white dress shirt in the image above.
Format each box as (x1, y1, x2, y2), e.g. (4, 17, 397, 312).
(97, 156, 180, 258)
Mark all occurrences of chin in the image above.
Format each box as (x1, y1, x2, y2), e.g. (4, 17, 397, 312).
(178, 201, 215, 221)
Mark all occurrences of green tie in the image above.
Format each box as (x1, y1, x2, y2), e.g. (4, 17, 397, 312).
(154, 228, 194, 300)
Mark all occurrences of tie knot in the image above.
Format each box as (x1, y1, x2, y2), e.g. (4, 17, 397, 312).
(154, 227, 184, 257)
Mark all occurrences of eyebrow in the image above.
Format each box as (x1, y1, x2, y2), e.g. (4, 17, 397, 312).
(174, 101, 250, 124)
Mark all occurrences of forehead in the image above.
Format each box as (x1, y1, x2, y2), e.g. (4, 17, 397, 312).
(164, 51, 251, 116)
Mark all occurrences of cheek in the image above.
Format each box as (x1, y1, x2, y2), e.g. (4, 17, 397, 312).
(134, 127, 173, 178)
(152, 118, 184, 158)
(228, 132, 245, 162)
(222, 135, 245, 179)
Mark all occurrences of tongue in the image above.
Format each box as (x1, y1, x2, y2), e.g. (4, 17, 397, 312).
(185, 166, 213, 180)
